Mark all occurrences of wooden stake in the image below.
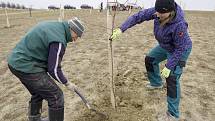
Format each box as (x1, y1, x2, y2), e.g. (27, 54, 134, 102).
(58, 5, 64, 22)
(107, 0, 117, 110)
(29, 6, 32, 17)
(62, 7, 64, 19)
(5, 8, 10, 28)
(129, 6, 132, 14)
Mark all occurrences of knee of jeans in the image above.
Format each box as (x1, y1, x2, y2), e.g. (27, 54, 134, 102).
(49, 89, 64, 109)
(145, 56, 155, 72)
(166, 75, 177, 98)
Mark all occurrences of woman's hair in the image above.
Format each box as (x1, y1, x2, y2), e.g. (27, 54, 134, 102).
(159, 10, 176, 26)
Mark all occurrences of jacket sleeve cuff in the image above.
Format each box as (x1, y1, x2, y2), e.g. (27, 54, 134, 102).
(165, 64, 175, 71)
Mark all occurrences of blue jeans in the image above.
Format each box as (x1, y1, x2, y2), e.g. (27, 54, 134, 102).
(8, 65, 64, 109)
(145, 45, 191, 118)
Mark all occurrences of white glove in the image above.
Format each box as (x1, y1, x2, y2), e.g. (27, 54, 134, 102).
(64, 81, 77, 91)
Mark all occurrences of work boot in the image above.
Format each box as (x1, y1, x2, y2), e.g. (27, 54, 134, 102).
(157, 111, 179, 121)
(41, 117, 49, 121)
(48, 107, 64, 121)
(146, 83, 163, 89)
(28, 102, 49, 121)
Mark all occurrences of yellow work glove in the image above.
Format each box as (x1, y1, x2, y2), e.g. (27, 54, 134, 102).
(161, 66, 171, 78)
(110, 28, 122, 40)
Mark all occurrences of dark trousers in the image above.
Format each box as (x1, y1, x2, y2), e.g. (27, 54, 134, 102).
(8, 65, 64, 109)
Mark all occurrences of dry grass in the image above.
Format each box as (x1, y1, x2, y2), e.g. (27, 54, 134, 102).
(0, 9, 215, 121)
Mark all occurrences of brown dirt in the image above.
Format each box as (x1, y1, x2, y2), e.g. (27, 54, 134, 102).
(0, 9, 214, 121)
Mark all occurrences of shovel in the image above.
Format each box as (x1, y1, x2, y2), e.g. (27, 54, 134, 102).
(68, 82, 108, 119)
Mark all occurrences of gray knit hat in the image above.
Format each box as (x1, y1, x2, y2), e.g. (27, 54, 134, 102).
(68, 17, 85, 37)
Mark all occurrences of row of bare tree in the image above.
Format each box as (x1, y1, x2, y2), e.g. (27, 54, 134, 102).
(48, 5, 76, 10)
(0, 2, 26, 9)
(48, 4, 93, 10)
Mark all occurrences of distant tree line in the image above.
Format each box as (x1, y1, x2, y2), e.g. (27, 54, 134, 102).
(48, 5, 76, 10)
(48, 6, 59, 10)
(0, 2, 26, 9)
(80, 4, 93, 9)
(48, 4, 93, 10)
(64, 5, 76, 9)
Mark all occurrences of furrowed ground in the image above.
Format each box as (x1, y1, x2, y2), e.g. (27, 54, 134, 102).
(0, 9, 215, 121)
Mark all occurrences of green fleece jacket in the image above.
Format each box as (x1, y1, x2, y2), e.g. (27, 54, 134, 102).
(8, 21, 72, 73)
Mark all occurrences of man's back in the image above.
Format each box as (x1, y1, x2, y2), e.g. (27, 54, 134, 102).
(8, 21, 71, 73)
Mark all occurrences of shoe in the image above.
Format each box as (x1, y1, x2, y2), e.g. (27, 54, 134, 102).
(146, 83, 163, 89)
(157, 111, 179, 121)
(41, 117, 49, 121)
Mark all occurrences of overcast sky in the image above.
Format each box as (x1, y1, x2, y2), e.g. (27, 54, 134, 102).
(2, 0, 215, 11)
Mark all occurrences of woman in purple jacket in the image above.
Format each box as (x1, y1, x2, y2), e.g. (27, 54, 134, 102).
(110, 0, 192, 120)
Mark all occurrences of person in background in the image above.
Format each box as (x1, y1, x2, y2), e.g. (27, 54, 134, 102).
(110, 0, 192, 120)
(8, 17, 84, 121)
(100, 2, 103, 12)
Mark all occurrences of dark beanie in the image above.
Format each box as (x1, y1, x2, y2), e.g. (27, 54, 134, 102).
(155, 0, 175, 13)
(68, 17, 85, 37)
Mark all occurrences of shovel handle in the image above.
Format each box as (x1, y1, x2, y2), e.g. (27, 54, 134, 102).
(73, 87, 92, 110)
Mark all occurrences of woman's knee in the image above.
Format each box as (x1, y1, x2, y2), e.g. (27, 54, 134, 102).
(145, 56, 155, 72)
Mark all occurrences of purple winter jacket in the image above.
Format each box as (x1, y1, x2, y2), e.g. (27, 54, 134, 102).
(120, 3, 192, 70)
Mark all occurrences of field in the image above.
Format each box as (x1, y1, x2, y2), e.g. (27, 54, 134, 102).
(0, 9, 215, 121)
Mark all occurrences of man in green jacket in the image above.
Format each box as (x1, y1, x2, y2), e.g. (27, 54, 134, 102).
(8, 17, 84, 121)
